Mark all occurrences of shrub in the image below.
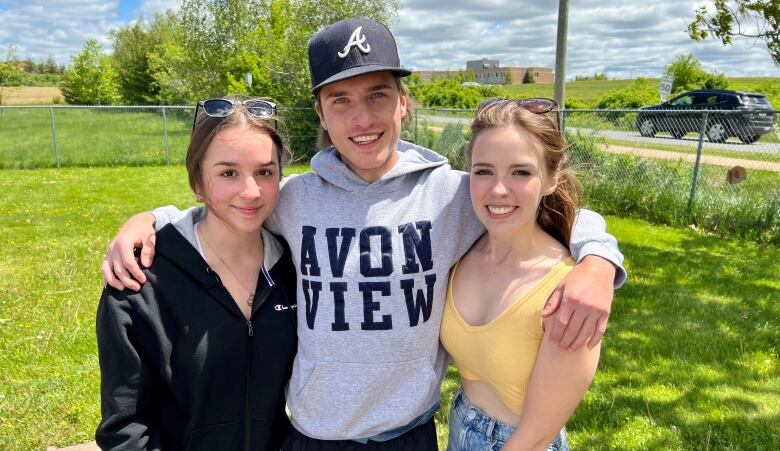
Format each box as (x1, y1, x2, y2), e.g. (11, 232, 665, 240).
(665, 53, 729, 94)
(593, 78, 657, 109)
(565, 98, 589, 110)
(60, 40, 121, 105)
(409, 79, 500, 109)
(590, 78, 657, 125)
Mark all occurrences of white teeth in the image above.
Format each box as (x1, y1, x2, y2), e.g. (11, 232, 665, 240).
(488, 206, 515, 215)
(352, 134, 379, 144)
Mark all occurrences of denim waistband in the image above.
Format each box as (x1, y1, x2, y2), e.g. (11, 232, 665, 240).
(452, 389, 517, 444)
(354, 401, 439, 443)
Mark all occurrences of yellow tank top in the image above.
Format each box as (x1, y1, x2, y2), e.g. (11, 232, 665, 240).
(440, 257, 575, 415)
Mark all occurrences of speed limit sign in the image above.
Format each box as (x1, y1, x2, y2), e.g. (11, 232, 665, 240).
(660, 76, 673, 101)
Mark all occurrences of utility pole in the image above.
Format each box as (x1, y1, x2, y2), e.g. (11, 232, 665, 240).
(553, 0, 569, 132)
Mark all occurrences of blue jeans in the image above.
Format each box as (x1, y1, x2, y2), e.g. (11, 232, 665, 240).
(446, 389, 570, 451)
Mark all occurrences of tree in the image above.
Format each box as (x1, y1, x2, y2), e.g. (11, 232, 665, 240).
(664, 53, 729, 93)
(688, 0, 780, 64)
(0, 47, 22, 108)
(44, 56, 60, 74)
(138, 0, 397, 106)
(111, 19, 166, 104)
(522, 70, 535, 84)
(60, 39, 121, 105)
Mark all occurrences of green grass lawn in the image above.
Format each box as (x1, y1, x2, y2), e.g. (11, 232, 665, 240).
(1, 166, 778, 450)
(605, 137, 780, 164)
(502, 78, 644, 105)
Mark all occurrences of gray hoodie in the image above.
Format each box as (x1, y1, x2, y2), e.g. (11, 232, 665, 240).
(154, 140, 625, 441)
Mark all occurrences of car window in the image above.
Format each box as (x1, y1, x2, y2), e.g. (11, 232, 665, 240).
(693, 94, 719, 106)
(743, 95, 770, 105)
(670, 95, 694, 106)
(717, 94, 737, 105)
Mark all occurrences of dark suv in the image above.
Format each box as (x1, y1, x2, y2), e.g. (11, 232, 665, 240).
(635, 89, 775, 143)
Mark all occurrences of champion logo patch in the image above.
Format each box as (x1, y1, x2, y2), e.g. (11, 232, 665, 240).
(275, 304, 297, 311)
(337, 26, 371, 58)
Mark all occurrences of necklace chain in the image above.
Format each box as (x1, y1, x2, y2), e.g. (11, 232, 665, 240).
(199, 227, 258, 307)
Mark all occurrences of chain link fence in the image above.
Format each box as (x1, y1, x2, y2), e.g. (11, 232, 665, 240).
(413, 107, 780, 243)
(2, 104, 779, 241)
(0, 105, 321, 168)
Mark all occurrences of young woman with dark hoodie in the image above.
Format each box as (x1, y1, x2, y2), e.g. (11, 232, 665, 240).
(95, 98, 297, 451)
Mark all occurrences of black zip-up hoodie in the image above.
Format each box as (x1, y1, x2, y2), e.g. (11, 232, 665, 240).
(96, 220, 297, 451)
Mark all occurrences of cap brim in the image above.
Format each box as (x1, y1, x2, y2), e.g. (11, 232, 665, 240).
(312, 64, 412, 93)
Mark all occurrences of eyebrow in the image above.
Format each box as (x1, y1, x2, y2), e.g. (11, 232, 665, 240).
(471, 162, 535, 168)
(325, 83, 393, 99)
(211, 161, 278, 167)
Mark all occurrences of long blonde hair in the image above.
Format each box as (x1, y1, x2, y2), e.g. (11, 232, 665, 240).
(467, 101, 580, 246)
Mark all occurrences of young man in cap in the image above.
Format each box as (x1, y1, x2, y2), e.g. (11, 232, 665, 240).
(102, 17, 624, 449)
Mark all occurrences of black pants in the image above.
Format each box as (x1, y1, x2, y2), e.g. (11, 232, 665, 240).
(281, 417, 438, 451)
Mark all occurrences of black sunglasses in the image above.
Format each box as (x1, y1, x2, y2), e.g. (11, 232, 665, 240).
(477, 97, 560, 127)
(191, 98, 276, 132)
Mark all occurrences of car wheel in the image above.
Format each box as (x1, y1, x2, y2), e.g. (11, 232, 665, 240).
(671, 130, 686, 139)
(706, 122, 728, 143)
(638, 119, 655, 137)
(739, 135, 760, 144)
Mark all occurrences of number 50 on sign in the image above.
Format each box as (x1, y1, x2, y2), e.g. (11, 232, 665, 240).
(660, 76, 673, 101)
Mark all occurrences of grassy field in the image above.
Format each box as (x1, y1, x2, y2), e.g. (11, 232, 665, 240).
(1, 166, 778, 450)
(1, 86, 62, 105)
(502, 78, 645, 105)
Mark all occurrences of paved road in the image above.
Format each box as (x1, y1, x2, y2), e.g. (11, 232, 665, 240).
(419, 114, 780, 155)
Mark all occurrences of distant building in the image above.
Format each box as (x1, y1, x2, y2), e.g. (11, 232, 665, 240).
(416, 58, 553, 85)
(467, 58, 500, 71)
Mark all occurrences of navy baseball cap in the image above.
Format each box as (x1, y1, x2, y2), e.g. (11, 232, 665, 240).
(308, 18, 412, 94)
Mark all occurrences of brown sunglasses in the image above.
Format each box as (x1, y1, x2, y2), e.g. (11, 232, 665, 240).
(477, 97, 560, 128)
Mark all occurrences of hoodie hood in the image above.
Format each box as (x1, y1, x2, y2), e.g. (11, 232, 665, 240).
(174, 206, 284, 269)
(309, 140, 450, 192)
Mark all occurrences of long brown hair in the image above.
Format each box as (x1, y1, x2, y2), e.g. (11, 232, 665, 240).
(186, 96, 288, 203)
(467, 101, 581, 246)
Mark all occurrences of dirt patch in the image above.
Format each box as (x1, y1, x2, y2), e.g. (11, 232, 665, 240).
(1, 86, 62, 105)
(603, 145, 780, 173)
(47, 441, 99, 451)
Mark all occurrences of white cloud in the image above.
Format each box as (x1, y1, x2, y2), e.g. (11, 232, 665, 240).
(392, 0, 780, 78)
(137, 0, 177, 18)
(0, 0, 777, 78)
(0, 0, 123, 63)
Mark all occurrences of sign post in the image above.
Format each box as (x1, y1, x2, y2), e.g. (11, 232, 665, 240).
(659, 76, 673, 101)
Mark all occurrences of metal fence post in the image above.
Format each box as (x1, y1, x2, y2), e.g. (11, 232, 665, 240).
(49, 106, 60, 168)
(688, 111, 708, 211)
(561, 109, 567, 136)
(414, 109, 418, 144)
(162, 106, 170, 165)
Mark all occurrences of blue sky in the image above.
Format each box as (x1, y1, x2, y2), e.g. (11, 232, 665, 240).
(118, 0, 142, 21)
(1, 0, 779, 79)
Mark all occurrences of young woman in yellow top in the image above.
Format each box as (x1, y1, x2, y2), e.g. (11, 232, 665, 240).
(440, 99, 601, 451)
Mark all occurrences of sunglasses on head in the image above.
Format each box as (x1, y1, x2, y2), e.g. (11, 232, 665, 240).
(477, 97, 560, 127)
(191, 98, 276, 132)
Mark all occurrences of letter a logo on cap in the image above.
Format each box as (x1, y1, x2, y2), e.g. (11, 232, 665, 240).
(337, 26, 371, 58)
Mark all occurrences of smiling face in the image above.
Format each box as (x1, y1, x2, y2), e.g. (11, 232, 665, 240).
(315, 71, 408, 183)
(469, 125, 556, 237)
(198, 125, 281, 235)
